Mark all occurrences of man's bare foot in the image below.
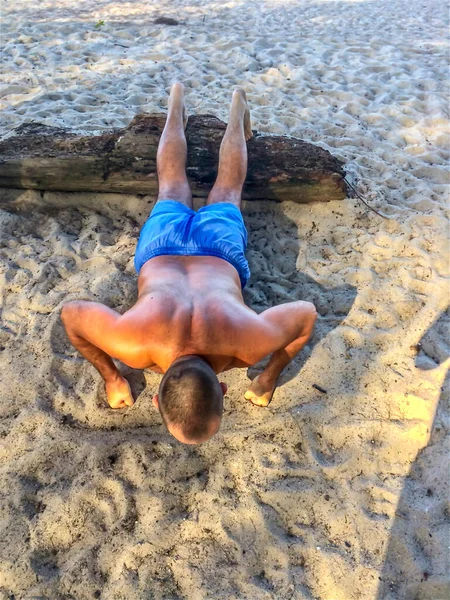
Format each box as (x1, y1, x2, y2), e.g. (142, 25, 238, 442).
(105, 375, 135, 409)
(244, 373, 276, 407)
(230, 88, 253, 141)
(168, 82, 188, 129)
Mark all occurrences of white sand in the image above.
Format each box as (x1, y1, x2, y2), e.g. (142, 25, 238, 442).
(0, 1, 449, 599)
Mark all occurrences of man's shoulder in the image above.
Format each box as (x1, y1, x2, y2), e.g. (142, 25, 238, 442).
(231, 300, 317, 364)
(215, 305, 276, 365)
(114, 302, 166, 368)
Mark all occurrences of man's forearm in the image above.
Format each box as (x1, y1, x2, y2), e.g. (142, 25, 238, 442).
(256, 300, 317, 388)
(66, 328, 120, 382)
(262, 333, 311, 383)
(245, 331, 314, 407)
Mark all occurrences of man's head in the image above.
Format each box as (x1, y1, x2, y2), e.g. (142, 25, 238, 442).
(153, 355, 226, 444)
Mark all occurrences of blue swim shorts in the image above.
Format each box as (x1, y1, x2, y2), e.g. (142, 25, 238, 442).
(134, 200, 251, 288)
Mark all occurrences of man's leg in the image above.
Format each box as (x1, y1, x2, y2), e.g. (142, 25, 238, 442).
(156, 82, 192, 207)
(206, 89, 252, 207)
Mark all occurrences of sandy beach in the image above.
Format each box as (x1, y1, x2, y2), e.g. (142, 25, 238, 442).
(0, 1, 449, 599)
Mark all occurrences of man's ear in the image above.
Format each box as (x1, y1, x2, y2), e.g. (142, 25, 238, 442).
(220, 382, 228, 395)
(152, 394, 159, 408)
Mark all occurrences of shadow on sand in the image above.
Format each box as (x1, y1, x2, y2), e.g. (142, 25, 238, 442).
(376, 308, 450, 600)
(242, 201, 357, 388)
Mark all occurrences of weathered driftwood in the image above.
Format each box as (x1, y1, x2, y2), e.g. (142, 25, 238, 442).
(0, 114, 347, 202)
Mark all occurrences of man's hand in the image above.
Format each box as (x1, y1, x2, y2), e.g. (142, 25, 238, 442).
(244, 373, 277, 407)
(105, 376, 135, 409)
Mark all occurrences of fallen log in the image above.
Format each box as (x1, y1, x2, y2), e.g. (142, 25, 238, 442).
(0, 114, 347, 202)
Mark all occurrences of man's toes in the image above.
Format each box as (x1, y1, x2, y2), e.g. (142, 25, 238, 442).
(168, 82, 186, 116)
(231, 89, 252, 140)
(171, 81, 185, 94)
(244, 109, 253, 141)
(233, 87, 247, 101)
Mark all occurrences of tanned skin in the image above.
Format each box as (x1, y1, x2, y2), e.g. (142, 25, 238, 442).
(61, 83, 317, 411)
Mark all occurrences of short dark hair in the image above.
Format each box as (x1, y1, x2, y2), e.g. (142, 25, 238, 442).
(158, 356, 223, 441)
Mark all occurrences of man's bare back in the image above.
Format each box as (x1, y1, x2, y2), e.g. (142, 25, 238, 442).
(135, 255, 258, 372)
(61, 83, 316, 442)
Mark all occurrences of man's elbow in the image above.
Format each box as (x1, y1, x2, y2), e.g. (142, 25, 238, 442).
(61, 302, 73, 321)
(310, 304, 318, 331)
(301, 301, 317, 322)
(302, 302, 318, 335)
(306, 301, 317, 317)
(61, 301, 82, 328)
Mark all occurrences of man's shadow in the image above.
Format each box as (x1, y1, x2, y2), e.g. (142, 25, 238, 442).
(241, 201, 356, 386)
(376, 307, 450, 600)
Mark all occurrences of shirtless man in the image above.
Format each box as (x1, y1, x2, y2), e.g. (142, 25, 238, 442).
(61, 83, 317, 445)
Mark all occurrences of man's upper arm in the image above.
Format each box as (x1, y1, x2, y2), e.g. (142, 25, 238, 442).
(256, 300, 317, 356)
(61, 301, 148, 367)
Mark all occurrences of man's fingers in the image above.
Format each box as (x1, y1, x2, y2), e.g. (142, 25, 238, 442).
(244, 389, 272, 407)
(109, 398, 131, 409)
(123, 380, 134, 406)
(109, 400, 124, 409)
(106, 377, 135, 409)
(110, 398, 134, 409)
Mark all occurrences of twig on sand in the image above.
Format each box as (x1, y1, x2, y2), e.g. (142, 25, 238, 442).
(344, 177, 389, 220)
(312, 383, 328, 394)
